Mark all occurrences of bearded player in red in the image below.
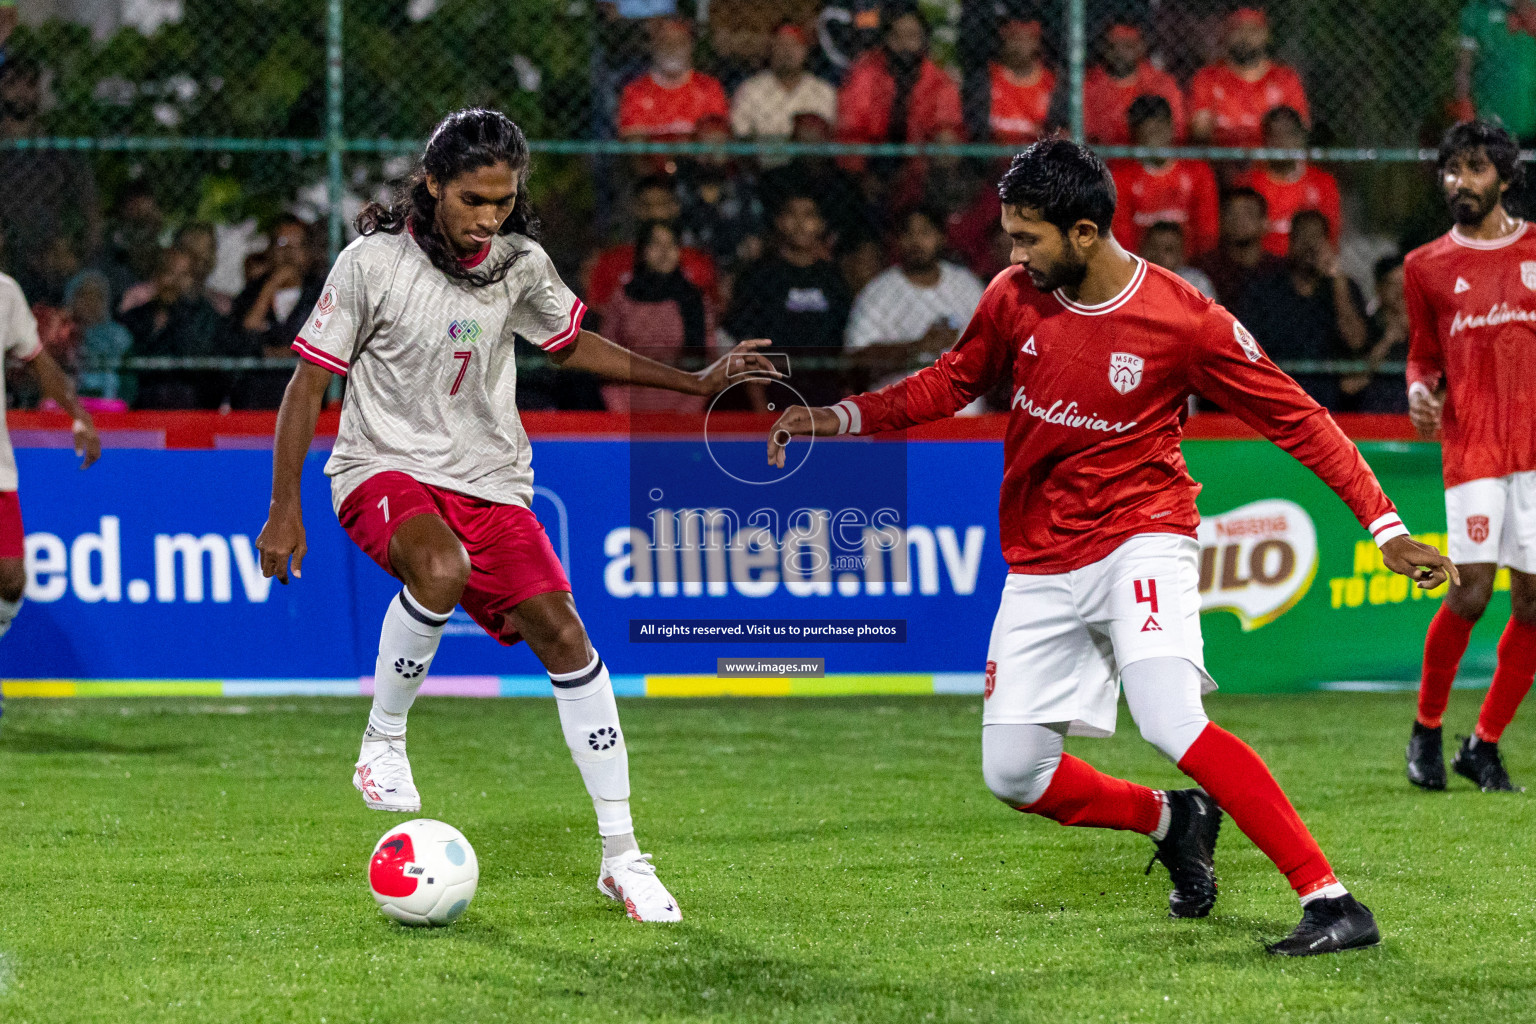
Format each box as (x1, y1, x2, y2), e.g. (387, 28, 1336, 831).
(1405, 120, 1536, 793)
(768, 140, 1457, 956)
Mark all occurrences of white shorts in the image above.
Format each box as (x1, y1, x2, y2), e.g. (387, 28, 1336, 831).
(1445, 472, 1536, 574)
(983, 533, 1215, 737)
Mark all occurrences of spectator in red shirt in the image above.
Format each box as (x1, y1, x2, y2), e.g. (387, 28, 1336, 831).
(617, 18, 730, 141)
(1110, 94, 1220, 256)
(1076, 23, 1186, 146)
(988, 18, 1054, 144)
(1188, 8, 1309, 147)
(836, 3, 963, 170)
(581, 175, 719, 312)
(1236, 105, 1341, 256)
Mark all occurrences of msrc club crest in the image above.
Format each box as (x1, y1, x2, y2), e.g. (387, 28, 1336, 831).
(1522, 261, 1536, 291)
(1108, 352, 1144, 394)
(1468, 514, 1491, 544)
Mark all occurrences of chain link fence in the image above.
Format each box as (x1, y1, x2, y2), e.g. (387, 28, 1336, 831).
(1, 0, 1525, 413)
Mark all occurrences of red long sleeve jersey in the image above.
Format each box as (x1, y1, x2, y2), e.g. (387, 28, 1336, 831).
(836, 259, 1403, 574)
(1404, 222, 1536, 488)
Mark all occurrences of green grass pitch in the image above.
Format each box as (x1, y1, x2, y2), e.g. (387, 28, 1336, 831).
(1, 692, 1533, 1023)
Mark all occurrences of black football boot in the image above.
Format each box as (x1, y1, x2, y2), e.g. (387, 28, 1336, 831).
(1406, 721, 1446, 790)
(1451, 735, 1523, 792)
(1146, 788, 1222, 918)
(1267, 894, 1381, 956)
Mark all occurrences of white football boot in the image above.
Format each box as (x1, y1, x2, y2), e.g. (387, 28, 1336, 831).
(353, 727, 421, 812)
(599, 849, 682, 922)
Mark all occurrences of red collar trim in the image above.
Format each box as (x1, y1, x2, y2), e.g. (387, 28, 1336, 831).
(459, 241, 492, 268)
(406, 221, 492, 268)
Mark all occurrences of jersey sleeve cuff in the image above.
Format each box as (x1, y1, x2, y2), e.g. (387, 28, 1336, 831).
(1407, 380, 1435, 401)
(292, 338, 349, 376)
(14, 338, 43, 362)
(1369, 512, 1410, 548)
(832, 399, 862, 436)
(540, 297, 587, 353)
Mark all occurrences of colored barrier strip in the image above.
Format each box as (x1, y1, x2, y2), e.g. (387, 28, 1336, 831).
(1, 674, 957, 698)
(0, 675, 1485, 698)
(223, 680, 362, 697)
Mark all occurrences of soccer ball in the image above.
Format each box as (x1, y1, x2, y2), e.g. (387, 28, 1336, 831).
(368, 818, 479, 926)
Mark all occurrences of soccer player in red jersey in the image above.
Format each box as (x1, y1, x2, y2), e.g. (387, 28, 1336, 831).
(256, 109, 776, 923)
(1404, 120, 1536, 793)
(1188, 8, 1309, 148)
(1236, 106, 1341, 257)
(1109, 95, 1219, 256)
(769, 140, 1457, 955)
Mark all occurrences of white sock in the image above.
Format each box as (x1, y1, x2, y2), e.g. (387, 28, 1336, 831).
(551, 652, 634, 838)
(1149, 791, 1173, 841)
(1300, 882, 1350, 906)
(0, 595, 20, 639)
(602, 833, 640, 861)
(367, 588, 449, 739)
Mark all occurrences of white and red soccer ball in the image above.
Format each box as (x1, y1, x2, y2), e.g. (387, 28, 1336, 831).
(368, 819, 479, 926)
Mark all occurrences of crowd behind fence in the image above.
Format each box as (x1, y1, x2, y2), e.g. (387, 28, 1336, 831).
(1, 0, 1531, 415)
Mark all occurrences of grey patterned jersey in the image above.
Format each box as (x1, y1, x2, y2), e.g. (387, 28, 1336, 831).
(293, 231, 586, 513)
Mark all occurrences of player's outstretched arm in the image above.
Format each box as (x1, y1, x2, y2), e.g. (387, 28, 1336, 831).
(27, 348, 100, 468)
(548, 330, 780, 395)
(1193, 311, 1455, 590)
(766, 406, 842, 468)
(1381, 535, 1460, 590)
(256, 360, 331, 584)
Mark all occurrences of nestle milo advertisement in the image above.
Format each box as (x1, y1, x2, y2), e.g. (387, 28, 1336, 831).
(1187, 440, 1510, 693)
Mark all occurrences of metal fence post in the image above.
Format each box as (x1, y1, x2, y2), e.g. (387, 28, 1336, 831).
(326, 0, 345, 260)
(1067, 0, 1085, 144)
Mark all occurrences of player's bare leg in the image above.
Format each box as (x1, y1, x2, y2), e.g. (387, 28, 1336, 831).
(0, 556, 24, 724)
(1451, 569, 1536, 791)
(354, 513, 467, 812)
(507, 591, 681, 922)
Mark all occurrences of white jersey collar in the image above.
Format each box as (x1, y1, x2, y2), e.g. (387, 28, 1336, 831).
(1054, 255, 1148, 316)
(1449, 220, 1527, 250)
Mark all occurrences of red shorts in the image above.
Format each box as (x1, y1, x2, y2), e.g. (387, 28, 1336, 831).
(0, 491, 22, 560)
(337, 472, 571, 646)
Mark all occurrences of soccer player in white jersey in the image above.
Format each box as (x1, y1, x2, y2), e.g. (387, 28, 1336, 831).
(0, 270, 101, 722)
(769, 140, 1457, 955)
(255, 109, 776, 923)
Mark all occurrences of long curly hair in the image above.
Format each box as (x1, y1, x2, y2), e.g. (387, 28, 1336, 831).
(355, 108, 539, 287)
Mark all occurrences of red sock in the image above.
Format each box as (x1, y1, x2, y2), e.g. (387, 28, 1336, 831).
(1020, 753, 1162, 834)
(1177, 723, 1335, 895)
(1419, 604, 1477, 728)
(1475, 618, 1536, 743)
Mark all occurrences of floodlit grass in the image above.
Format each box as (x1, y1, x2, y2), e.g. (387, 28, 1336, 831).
(0, 692, 1532, 1023)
